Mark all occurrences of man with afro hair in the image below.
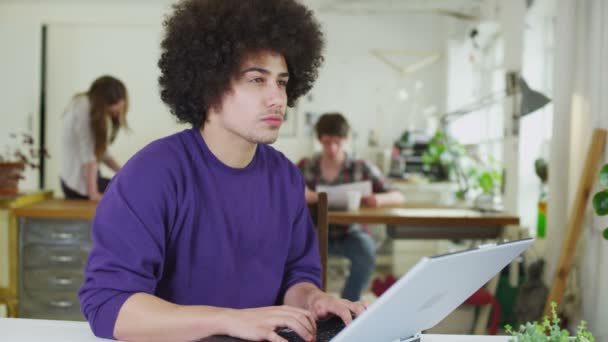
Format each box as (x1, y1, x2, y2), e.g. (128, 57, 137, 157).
(78, 0, 365, 341)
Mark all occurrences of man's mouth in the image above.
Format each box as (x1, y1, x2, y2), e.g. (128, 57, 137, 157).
(261, 114, 284, 128)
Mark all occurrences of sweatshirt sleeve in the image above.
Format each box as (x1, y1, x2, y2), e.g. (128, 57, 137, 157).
(280, 171, 322, 296)
(78, 143, 176, 339)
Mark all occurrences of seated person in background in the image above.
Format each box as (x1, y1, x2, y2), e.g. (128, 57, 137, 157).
(78, 1, 367, 342)
(297, 113, 405, 302)
(61, 75, 129, 201)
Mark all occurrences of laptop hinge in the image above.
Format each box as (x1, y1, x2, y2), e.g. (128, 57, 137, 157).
(399, 333, 422, 342)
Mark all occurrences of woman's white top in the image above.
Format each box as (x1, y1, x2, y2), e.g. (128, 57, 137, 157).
(61, 95, 97, 196)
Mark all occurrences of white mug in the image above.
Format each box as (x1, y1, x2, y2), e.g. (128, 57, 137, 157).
(346, 191, 362, 211)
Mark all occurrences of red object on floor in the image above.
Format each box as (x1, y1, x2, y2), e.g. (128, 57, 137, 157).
(371, 275, 397, 297)
(464, 288, 501, 335)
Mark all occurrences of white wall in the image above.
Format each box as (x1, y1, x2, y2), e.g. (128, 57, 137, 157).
(43, 23, 183, 194)
(0, 1, 174, 193)
(545, 0, 608, 335)
(519, 0, 555, 236)
(0, 1, 447, 194)
(0, 21, 42, 190)
(290, 11, 446, 162)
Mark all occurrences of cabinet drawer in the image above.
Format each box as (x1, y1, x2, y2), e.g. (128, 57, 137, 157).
(21, 219, 90, 245)
(23, 269, 84, 290)
(19, 289, 84, 321)
(22, 244, 90, 269)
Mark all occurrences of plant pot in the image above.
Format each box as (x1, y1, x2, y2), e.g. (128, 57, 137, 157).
(0, 162, 25, 195)
(473, 193, 503, 212)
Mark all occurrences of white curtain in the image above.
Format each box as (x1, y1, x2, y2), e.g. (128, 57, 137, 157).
(546, 0, 608, 338)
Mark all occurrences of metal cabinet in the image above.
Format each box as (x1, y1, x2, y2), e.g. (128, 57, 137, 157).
(18, 218, 91, 320)
(0, 191, 52, 318)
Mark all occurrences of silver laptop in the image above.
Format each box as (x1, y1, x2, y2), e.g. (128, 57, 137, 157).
(331, 238, 534, 342)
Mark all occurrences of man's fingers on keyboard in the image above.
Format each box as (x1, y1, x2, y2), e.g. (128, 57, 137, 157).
(348, 301, 366, 316)
(267, 330, 288, 342)
(277, 316, 314, 341)
(335, 307, 353, 326)
(283, 305, 316, 328)
(281, 307, 316, 334)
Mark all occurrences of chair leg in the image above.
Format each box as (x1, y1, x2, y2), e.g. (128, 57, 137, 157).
(0, 298, 18, 318)
(7, 300, 17, 318)
(0, 298, 8, 317)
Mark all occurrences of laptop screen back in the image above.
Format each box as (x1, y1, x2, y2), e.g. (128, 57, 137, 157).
(332, 238, 533, 342)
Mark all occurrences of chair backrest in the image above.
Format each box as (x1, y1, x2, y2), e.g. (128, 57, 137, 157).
(307, 192, 328, 291)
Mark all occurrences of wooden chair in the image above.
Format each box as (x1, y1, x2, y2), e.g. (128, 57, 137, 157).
(307, 192, 328, 291)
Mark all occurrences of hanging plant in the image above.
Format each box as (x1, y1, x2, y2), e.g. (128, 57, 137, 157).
(591, 164, 608, 240)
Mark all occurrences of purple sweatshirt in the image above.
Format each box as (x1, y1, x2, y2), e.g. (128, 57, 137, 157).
(78, 129, 321, 339)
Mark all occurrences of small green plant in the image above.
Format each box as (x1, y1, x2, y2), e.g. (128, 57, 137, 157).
(505, 302, 595, 341)
(421, 131, 464, 182)
(467, 165, 503, 196)
(422, 131, 503, 201)
(591, 163, 608, 240)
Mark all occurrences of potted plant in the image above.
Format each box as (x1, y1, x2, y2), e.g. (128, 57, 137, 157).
(421, 131, 470, 195)
(422, 131, 504, 209)
(506, 302, 595, 341)
(0, 132, 47, 195)
(470, 165, 503, 211)
(591, 163, 608, 240)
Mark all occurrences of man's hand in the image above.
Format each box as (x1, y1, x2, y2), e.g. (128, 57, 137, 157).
(306, 291, 367, 326)
(89, 192, 103, 201)
(226, 305, 316, 342)
(304, 186, 318, 203)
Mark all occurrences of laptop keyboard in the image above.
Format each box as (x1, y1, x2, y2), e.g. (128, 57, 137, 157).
(277, 315, 347, 342)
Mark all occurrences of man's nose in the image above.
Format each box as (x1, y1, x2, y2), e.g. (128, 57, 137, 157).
(265, 83, 286, 107)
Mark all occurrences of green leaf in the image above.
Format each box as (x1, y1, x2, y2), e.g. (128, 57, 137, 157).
(592, 190, 608, 215)
(599, 164, 608, 187)
(421, 153, 434, 165)
(604, 228, 608, 240)
(478, 172, 494, 194)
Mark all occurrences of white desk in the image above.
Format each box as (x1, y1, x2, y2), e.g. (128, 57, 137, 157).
(1, 318, 510, 341)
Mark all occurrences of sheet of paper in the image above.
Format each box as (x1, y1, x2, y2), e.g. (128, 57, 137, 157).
(316, 181, 372, 209)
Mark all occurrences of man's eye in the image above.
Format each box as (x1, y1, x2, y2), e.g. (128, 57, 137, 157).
(278, 80, 288, 87)
(251, 77, 265, 84)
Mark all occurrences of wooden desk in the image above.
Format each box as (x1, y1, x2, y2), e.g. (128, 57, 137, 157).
(0, 317, 510, 341)
(12, 198, 97, 220)
(329, 207, 520, 240)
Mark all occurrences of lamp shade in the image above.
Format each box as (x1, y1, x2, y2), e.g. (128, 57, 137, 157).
(519, 77, 551, 116)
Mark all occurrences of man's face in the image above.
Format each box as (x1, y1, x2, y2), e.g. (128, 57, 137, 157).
(212, 50, 289, 145)
(319, 135, 347, 160)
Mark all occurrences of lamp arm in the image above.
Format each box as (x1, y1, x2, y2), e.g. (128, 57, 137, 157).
(441, 90, 508, 124)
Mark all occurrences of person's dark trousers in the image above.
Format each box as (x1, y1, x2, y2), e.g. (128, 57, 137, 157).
(61, 172, 111, 199)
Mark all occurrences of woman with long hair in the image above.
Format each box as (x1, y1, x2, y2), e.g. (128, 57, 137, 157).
(61, 75, 128, 200)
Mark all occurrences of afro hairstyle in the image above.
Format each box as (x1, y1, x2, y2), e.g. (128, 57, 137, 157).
(158, 0, 325, 128)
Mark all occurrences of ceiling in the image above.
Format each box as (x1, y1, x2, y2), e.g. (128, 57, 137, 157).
(0, 0, 487, 21)
(0, 0, 484, 12)
(311, 0, 484, 18)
